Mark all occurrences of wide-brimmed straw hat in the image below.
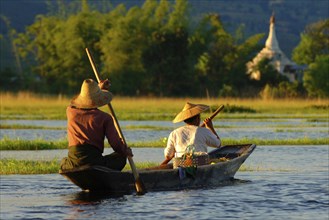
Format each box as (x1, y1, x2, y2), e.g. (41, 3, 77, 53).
(173, 102, 209, 123)
(70, 79, 112, 109)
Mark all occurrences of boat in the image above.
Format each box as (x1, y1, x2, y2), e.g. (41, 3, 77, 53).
(59, 143, 256, 194)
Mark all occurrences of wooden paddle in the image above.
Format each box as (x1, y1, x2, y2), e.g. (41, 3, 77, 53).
(160, 104, 224, 165)
(85, 48, 146, 195)
(200, 104, 224, 127)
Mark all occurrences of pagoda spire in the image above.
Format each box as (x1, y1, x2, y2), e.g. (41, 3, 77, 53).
(265, 12, 280, 52)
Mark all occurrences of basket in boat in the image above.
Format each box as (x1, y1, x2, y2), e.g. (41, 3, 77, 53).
(173, 152, 209, 168)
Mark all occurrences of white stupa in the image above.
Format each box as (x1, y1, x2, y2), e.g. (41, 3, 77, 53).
(247, 14, 300, 82)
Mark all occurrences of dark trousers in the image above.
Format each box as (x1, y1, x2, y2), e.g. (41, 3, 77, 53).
(60, 144, 127, 171)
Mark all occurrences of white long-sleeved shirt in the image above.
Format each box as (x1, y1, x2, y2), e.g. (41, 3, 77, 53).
(164, 125, 221, 158)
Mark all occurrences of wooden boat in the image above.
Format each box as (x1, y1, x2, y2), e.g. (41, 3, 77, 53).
(59, 144, 256, 194)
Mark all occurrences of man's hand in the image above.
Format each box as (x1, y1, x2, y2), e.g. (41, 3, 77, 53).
(203, 117, 214, 129)
(125, 147, 134, 157)
(99, 79, 111, 90)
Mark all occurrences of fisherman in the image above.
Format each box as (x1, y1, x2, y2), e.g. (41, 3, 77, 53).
(60, 78, 133, 171)
(161, 102, 221, 165)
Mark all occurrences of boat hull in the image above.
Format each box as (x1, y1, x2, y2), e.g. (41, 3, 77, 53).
(59, 144, 256, 193)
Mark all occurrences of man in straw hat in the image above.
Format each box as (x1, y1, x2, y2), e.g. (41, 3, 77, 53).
(60, 78, 133, 171)
(161, 102, 221, 165)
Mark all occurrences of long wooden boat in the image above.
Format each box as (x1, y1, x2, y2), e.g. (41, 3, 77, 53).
(59, 144, 256, 194)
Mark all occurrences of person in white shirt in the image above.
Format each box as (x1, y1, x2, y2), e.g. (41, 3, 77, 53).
(161, 102, 221, 165)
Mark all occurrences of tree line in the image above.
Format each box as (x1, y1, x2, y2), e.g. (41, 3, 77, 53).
(1, 0, 328, 98)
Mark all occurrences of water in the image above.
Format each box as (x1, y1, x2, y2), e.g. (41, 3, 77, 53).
(1, 118, 328, 141)
(1, 119, 328, 219)
(1, 146, 328, 219)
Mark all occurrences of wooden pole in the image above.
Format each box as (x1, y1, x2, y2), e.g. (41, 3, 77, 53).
(200, 104, 224, 127)
(85, 48, 145, 195)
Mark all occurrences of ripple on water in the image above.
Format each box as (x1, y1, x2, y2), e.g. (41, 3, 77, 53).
(1, 146, 329, 219)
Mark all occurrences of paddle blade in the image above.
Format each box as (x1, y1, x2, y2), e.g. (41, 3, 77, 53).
(135, 177, 146, 195)
(128, 157, 146, 195)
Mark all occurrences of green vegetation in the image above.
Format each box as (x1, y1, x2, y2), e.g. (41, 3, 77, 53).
(0, 138, 68, 150)
(292, 19, 329, 98)
(0, 159, 60, 174)
(222, 138, 329, 146)
(0, 124, 65, 130)
(1, 120, 327, 130)
(238, 164, 294, 172)
(1, 137, 328, 151)
(0, 159, 159, 175)
(123, 162, 159, 172)
(1, 0, 327, 98)
(0, 159, 283, 175)
(130, 137, 329, 148)
(1, 92, 328, 120)
(124, 125, 172, 131)
(0, 124, 170, 130)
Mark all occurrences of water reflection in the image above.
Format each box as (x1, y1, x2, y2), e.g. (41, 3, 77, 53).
(68, 191, 127, 205)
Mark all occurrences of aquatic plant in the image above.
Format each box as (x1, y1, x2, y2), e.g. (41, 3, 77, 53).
(0, 159, 158, 175)
(1, 137, 328, 151)
(1, 92, 328, 120)
(0, 159, 60, 174)
(0, 137, 68, 150)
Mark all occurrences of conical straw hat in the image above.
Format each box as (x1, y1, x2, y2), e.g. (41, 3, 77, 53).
(70, 79, 112, 109)
(173, 102, 209, 123)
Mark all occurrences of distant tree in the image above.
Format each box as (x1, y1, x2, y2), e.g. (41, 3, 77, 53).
(154, 0, 170, 27)
(15, 15, 64, 93)
(14, 1, 107, 94)
(189, 14, 217, 96)
(100, 4, 149, 95)
(277, 81, 299, 98)
(0, 68, 20, 91)
(192, 13, 264, 97)
(192, 13, 235, 97)
(143, 0, 191, 96)
(103, 0, 192, 96)
(260, 81, 300, 99)
(251, 58, 289, 89)
(292, 19, 329, 65)
(292, 19, 329, 97)
(0, 15, 24, 89)
(218, 84, 238, 97)
(225, 33, 264, 95)
(303, 55, 329, 98)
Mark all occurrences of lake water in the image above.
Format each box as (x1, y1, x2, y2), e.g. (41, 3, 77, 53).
(1, 118, 328, 141)
(0, 119, 328, 219)
(1, 146, 328, 219)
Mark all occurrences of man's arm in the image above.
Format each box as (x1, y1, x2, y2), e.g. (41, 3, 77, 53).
(203, 117, 219, 139)
(160, 156, 174, 165)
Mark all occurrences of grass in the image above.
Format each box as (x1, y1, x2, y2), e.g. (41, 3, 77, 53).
(1, 137, 328, 151)
(1, 92, 328, 120)
(0, 159, 279, 175)
(238, 164, 295, 172)
(0, 138, 68, 150)
(0, 124, 171, 130)
(222, 137, 329, 145)
(1, 122, 328, 130)
(0, 159, 160, 175)
(0, 124, 65, 130)
(0, 159, 60, 174)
